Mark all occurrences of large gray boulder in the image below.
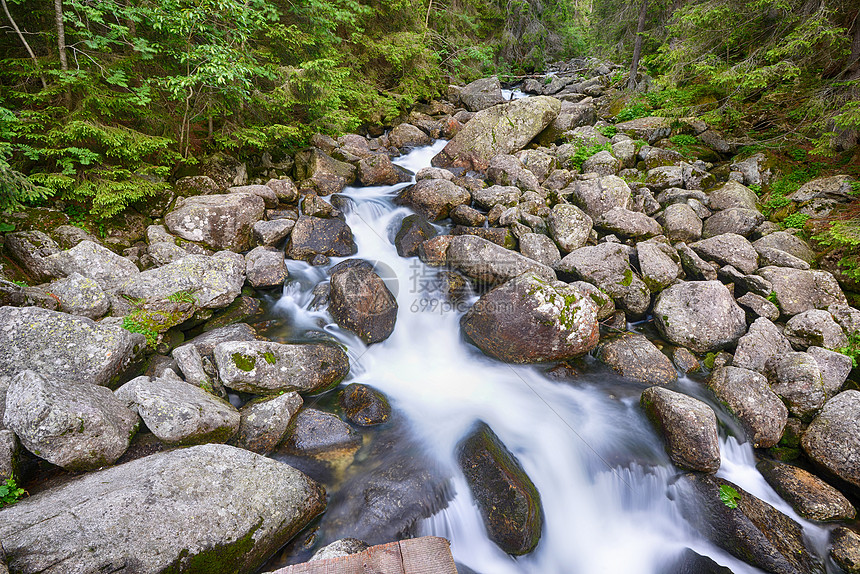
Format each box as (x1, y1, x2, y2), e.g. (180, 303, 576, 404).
(0, 444, 326, 573)
(784, 309, 848, 350)
(653, 281, 747, 353)
(519, 233, 561, 268)
(4, 370, 138, 471)
(487, 154, 541, 192)
(637, 240, 681, 292)
(595, 207, 662, 239)
(396, 179, 470, 221)
(48, 272, 110, 319)
(803, 391, 860, 489)
(214, 340, 349, 394)
(387, 123, 433, 151)
(756, 266, 847, 316)
(757, 459, 855, 522)
(535, 101, 596, 145)
(614, 116, 671, 143)
(471, 185, 521, 210)
(707, 181, 759, 211)
(287, 215, 357, 262)
(293, 147, 356, 195)
(329, 260, 398, 344)
(461, 272, 599, 363)
(596, 333, 677, 385)
(702, 208, 764, 238)
(165, 193, 265, 251)
(733, 317, 793, 373)
(753, 232, 815, 263)
(447, 235, 555, 287)
(690, 233, 759, 274)
(766, 352, 827, 420)
(547, 203, 592, 253)
(707, 366, 787, 448)
(245, 246, 287, 289)
(558, 243, 651, 315)
(660, 203, 703, 243)
(231, 392, 302, 456)
(0, 306, 144, 388)
(808, 346, 853, 397)
(564, 175, 631, 219)
(116, 252, 245, 309)
(115, 373, 240, 445)
(45, 240, 140, 290)
(458, 76, 505, 111)
(641, 386, 720, 472)
(432, 96, 561, 171)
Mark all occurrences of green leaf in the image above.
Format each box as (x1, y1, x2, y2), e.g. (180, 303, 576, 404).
(719, 484, 741, 509)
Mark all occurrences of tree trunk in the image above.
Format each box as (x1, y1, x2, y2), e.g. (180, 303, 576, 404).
(54, 0, 68, 72)
(1, 0, 46, 89)
(627, 0, 648, 90)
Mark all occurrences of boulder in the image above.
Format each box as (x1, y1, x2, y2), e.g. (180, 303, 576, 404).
(487, 154, 541, 191)
(831, 527, 860, 574)
(461, 272, 598, 363)
(357, 154, 411, 186)
(645, 166, 683, 191)
(0, 429, 17, 480)
(457, 422, 542, 555)
(3, 230, 60, 283)
(755, 246, 809, 270)
(653, 281, 747, 353)
(396, 179, 470, 221)
(165, 193, 265, 251)
(231, 391, 303, 455)
(229, 184, 278, 208)
(803, 391, 860, 489)
(253, 219, 294, 246)
(171, 344, 214, 392)
(4, 370, 137, 471)
(293, 147, 356, 195)
(447, 235, 555, 287)
(707, 366, 787, 448)
(519, 233, 561, 268)
(395, 214, 437, 257)
(340, 383, 391, 426)
(757, 459, 855, 521)
(458, 76, 505, 111)
(310, 538, 370, 562)
(564, 175, 631, 219)
(732, 318, 793, 373)
(387, 123, 433, 150)
(245, 246, 287, 289)
(756, 266, 847, 316)
(266, 177, 299, 203)
(547, 203, 592, 253)
(582, 150, 620, 176)
(702, 208, 764, 238)
(558, 242, 650, 315)
(707, 181, 759, 211)
(675, 242, 718, 281)
(432, 96, 561, 171)
(452, 225, 516, 249)
(784, 309, 848, 350)
(48, 272, 110, 319)
(516, 149, 557, 182)
(737, 292, 780, 321)
(641, 386, 720, 472)
(0, 306, 144, 387)
(287, 215, 357, 262)
(594, 207, 662, 239)
(280, 408, 362, 458)
(329, 260, 398, 344)
(753, 232, 815, 263)
(660, 203, 703, 243)
(690, 233, 759, 274)
(596, 333, 677, 385)
(449, 204, 487, 227)
(765, 352, 827, 420)
(45, 240, 140, 290)
(615, 117, 671, 143)
(147, 241, 188, 266)
(637, 241, 681, 292)
(214, 340, 348, 394)
(471, 185, 521, 210)
(535, 101, 596, 145)
(570, 280, 616, 320)
(808, 346, 852, 397)
(117, 252, 245, 309)
(0, 444, 325, 574)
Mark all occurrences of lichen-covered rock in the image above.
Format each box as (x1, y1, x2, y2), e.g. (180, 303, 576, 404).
(756, 266, 847, 316)
(707, 366, 787, 448)
(615, 116, 671, 143)
(450, 204, 487, 227)
(3, 230, 60, 283)
(641, 386, 720, 472)
(645, 166, 683, 191)
(214, 340, 349, 394)
(487, 154, 541, 191)
(637, 241, 681, 292)
(266, 177, 299, 203)
(653, 281, 747, 353)
(536, 101, 596, 145)
(329, 260, 398, 344)
(286, 215, 357, 262)
(471, 185, 521, 210)
(702, 208, 764, 238)
(231, 391, 302, 455)
(3, 370, 137, 471)
(707, 181, 759, 211)
(808, 346, 853, 397)
(388, 123, 433, 150)
(0, 444, 326, 574)
(595, 207, 662, 239)
(802, 391, 860, 490)
(757, 459, 855, 521)
(447, 235, 555, 287)
(461, 272, 598, 363)
(165, 193, 265, 251)
(558, 242, 651, 315)
(547, 203, 592, 253)
(582, 150, 620, 176)
(457, 76, 505, 111)
(117, 252, 245, 309)
(357, 154, 411, 186)
(457, 421, 542, 555)
(47, 272, 110, 319)
(245, 246, 287, 289)
(171, 344, 213, 391)
(116, 373, 239, 445)
(45, 240, 140, 290)
(395, 214, 437, 258)
(784, 309, 848, 350)
(253, 218, 294, 246)
(396, 178, 471, 222)
(432, 96, 561, 171)
(340, 383, 391, 426)
(765, 352, 827, 421)
(293, 147, 357, 195)
(755, 246, 810, 270)
(753, 232, 815, 263)
(736, 292, 780, 321)
(732, 318, 793, 373)
(596, 333, 677, 385)
(0, 306, 144, 387)
(519, 233, 561, 268)
(564, 175, 631, 219)
(690, 233, 759, 274)
(660, 203, 703, 243)
(280, 408, 362, 458)
(675, 242, 718, 281)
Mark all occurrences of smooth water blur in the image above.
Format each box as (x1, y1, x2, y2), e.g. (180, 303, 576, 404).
(270, 141, 832, 573)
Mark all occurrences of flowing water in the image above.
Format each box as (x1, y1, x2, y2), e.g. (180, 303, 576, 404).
(265, 141, 835, 573)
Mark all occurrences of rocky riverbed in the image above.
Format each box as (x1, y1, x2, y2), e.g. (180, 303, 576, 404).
(0, 59, 859, 573)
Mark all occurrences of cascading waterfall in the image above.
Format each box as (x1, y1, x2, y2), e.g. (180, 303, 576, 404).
(271, 140, 834, 573)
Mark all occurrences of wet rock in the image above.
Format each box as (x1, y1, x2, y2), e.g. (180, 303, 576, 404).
(733, 317, 794, 373)
(808, 346, 852, 396)
(395, 214, 437, 257)
(615, 117, 671, 143)
(673, 347, 700, 373)
(802, 391, 860, 489)
(231, 391, 302, 455)
(831, 527, 860, 574)
(487, 154, 540, 191)
(564, 175, 631, 219)
(595, 207, 662, 239)
(116, 372, 239, 445)
(253, 218, 294, 246)
(0, 444, 325, 574)
(4, 370, 137, 471)
(432, 96, 561, 171)
(660, 203, 703, 243)
(294, 147, 356, 195)
(765, 352, 827, 420)
(753, 232, 815, 263)
(784, 309, 848, 350)
(165, 193, 265, 251)
(558, 242, 651, 315)
(702, 208, 764, 238)
(214, 340, 348, 394)
(48, 272, 110, 319)
(737, 292, 780, 321)
(329, 260, 398, 344)
(757, 266, 847, 316)
(757, 459, 855, 521)
(458, 421, 542, 555)
(664, 548, 734, 574)
(596, 333, 677, 385)
(45, 240, 140, 290)
(461, 272, 598, 363)
(340, 383, 391, 426)
(3, 230, 60, 283)
(637, 241, 681, 292)
(641, 386, 720, 472)
(357, 154, 410, 186)
(582, 150, 620, 176)
(653, 280, 747, 353)
(471, 185, 521, 210)
(680, 473, 819, 574)
(281, 408, 362, 458)
(0, 306, 143, 387)
(418, 235, 454, 267)
(519, 233, 561, 268)
(245, 246, 287, 288)
(707, 366, 787, 448)
(707, 181, 759, 211)
(117, 252, 245, 309)
(458, 76, 505, 111)
(287, 215, 357, 262)
(690, 233, 759, 274)
(447, 235, 555, 287)
(547, 203, 592, 253)
(396, 179, 470, 221)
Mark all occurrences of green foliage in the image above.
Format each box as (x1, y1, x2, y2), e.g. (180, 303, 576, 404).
(669, 134, 698, 146)
(167, 290, 196, 305)
(766, 291, 780, 307)
(569, 142, 613, 171)
(703, 352, 717, 370)
(838, 330, 860, 367)
(615, 102, 650, 122)
(0, 474, 25, 508)
(782, 212, 810, 229)
(121, 314, 159, 349)
(748, 184, 762, 195)
(597, 125, 617, 138)
(719, 484, 741, 509)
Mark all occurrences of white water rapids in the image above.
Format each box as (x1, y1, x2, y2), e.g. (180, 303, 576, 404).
(269, 141, 834, 573)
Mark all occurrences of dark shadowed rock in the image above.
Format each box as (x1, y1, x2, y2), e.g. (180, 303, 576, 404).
(802, 391, 860, 489)
(831, 527, 860, 574)
(165, 193, 265, 251)
(757, 459, 855, 521)
(396, 179, 470, 221)
(280, 408, 362, 458)
(458, 421, 543, 555)
(461, 273, 598, 363)
(395, 214, 437, 257)
(287, 215, 357, 262)
(653, 281, 746, 353)
(596, 333, 677, 385)
(339, 383, 391, 426)
(329, 260, 398, 344)
(0, 444, 326, 574)
(707, 366, 787, 448)
(641, 386, 720, 472)
(663, 549, 734, 574)
(5, 230, 62, 283)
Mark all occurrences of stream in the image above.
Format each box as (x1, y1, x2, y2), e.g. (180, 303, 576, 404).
(262, 140, 835, 573)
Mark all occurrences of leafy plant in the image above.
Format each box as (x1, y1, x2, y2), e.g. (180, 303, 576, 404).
(782, 212, 810, 229)
(122, 315, 159, 349)
(167, 290, 196, 305)
(569, 142, 613, 171)
(615, 102, 650, 122)
(597, 125, 617, 138)
(838, 331, 860, 367)
(0, 474, 26, 508)
(718, 484, 741, 509)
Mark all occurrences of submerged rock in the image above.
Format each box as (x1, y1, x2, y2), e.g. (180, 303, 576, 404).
(641, 386, 720, 472)
(287, 215, 357, 262)
(340, 383, 391, 426)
